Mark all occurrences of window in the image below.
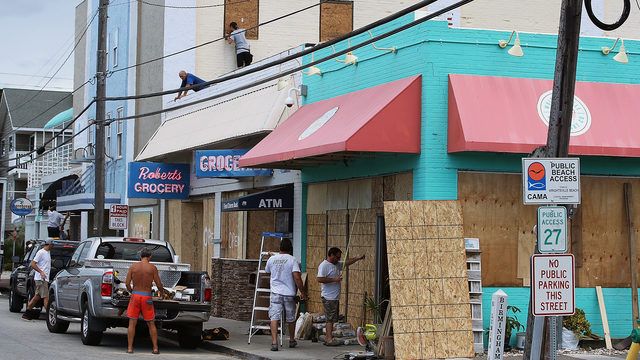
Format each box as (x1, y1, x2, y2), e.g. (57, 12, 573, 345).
(29, 135, 36, 151)
(319, 1, 353, 42)
(105, 113, 111, 159)
(116, 107, 124, 158)
(112, 27, 119, 67)
(87, 120, 95, 152)
(224, 0, 259, 40)
(8, 136, 14, 152)
(1, 140, 5, 156)
(95, 242, 172, 262)
(70, 243, 86, 266)
(77, 241, 93, 266)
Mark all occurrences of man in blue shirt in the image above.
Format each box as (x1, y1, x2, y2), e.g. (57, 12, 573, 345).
(175, 70, 208, 100)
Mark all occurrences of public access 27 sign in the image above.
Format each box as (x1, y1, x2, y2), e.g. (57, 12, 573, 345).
(522, 158, 580, 205)
(537, 206, 567, 253)
(531, 254, 575, 316)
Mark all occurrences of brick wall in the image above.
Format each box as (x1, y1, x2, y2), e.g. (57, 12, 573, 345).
(211, 258, 259, 321)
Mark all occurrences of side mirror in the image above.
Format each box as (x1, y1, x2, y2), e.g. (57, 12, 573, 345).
(52, 259, 64, 269)
(68, 259, 77, 268)
(11, 256, 20, 264)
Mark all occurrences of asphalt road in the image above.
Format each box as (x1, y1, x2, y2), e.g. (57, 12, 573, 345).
(0, 293, 236, 360)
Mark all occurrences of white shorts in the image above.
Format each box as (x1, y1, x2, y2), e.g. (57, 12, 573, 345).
(268, 293, 296, 323)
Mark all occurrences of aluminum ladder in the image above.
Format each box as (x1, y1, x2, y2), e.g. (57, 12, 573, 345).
(247, 232, 292, 345)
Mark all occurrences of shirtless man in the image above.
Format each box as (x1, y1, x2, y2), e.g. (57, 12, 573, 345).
(125, 248, 164, 354)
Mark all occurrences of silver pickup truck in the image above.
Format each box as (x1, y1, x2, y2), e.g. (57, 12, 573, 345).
(46, 237, 212, 348)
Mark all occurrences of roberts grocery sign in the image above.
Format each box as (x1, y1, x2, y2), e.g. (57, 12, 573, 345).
(128, 162, 190, 199)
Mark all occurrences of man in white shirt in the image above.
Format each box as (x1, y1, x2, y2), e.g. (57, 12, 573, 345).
(47, 206, 69, 238)
(317, 247, 365, 346)
(264, 238, 306, 351)
(226, 22, 253, 68)
(22, 239, 54, 321)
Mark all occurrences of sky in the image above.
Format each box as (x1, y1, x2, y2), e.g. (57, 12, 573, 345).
(0, 1, 81, 91)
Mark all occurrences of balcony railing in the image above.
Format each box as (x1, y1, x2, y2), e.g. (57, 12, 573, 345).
(10, 150, 32, 170)
(27, 143, 73, 188)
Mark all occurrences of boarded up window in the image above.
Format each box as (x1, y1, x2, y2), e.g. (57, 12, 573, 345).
(224, 0, 259, 40)
(320, 1, 353, 42)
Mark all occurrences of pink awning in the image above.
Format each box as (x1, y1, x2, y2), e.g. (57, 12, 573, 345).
(448, 75, 640, 157)
(240, 76, 422, 168)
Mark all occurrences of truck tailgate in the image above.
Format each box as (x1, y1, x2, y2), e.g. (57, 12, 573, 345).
(85, 259, 190, 288)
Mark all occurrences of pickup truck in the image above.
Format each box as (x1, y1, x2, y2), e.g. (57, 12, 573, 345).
(47, 237, 212, 348)
(9, 240, 79, 313)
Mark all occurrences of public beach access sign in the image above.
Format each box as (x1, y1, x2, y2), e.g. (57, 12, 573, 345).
(531, 254, 575, 316)
(522, 158, 580, 205)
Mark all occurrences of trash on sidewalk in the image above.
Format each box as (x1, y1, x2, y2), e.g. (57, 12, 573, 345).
(203, 327, 230, 341)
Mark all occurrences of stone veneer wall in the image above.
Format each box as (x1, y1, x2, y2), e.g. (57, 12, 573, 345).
(211, 258, 259, 321)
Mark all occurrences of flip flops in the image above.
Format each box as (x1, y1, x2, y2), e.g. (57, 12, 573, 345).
(289, 340, 298, 348)
(270, 344, 279, 351)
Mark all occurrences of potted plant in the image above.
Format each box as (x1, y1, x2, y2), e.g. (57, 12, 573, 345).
(563, 308, 592, 337)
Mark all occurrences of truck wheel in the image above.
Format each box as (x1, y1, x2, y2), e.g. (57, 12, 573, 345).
(9, 286, 24, 313)
(81, 304, 103, 346)
(46, 295, 70, 333)
(177, 323, 203, 349)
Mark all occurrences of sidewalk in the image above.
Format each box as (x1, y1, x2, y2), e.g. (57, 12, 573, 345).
(199, 317, 365, 360)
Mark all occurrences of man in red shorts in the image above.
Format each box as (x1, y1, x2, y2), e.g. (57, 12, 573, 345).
(125, 248, 164, 354)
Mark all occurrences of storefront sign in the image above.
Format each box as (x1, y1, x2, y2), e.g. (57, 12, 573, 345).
(10, 198, 33, 216)
(109, 205, 129, 230)
(221, 186, 293, 212)
(537, 206, 567, 253)
(195, 150, 272, 177)
(488, 289, 508, 360)
(531, 254, 575, 316)
(522, 158, 580, 205)
(128, 162, 190, 199)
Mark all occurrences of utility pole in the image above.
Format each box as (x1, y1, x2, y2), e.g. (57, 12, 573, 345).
(93, 0, 109, 236)
(523, 1, 583, 359)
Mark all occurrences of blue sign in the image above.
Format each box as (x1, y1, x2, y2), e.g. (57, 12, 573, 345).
(195, 150, 273, 178)
(10, 198, 33, 216)
(128, 162, 190, 199)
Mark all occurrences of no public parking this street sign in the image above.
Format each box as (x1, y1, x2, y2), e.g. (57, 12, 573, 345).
(531, 254, 575, 316)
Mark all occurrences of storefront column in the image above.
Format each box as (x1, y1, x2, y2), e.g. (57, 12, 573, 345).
(293, 180, 302, 260)
(213, 192, 221, 258)
(81, 211, 88, 240)
(159, 199, 166, 242)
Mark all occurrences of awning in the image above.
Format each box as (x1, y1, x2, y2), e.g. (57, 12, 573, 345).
(221, 186, 293, 212)
(448, 74, 640, 157)
(44, 108, 73, 129)
(239, 76, 422, 169)
(40, 174, 78, 210)
(136, 78, 293, 160)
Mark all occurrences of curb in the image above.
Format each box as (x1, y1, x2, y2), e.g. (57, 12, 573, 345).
(200, 341, 271, 360)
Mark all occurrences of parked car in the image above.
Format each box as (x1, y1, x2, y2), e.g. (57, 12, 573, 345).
(9, 240, 79, 313)
(47, 237, 212, 348)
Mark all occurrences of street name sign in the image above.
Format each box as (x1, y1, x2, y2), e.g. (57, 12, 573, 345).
(537, 206, 568, 253)
(531, 254, 575, 316)
(488, 290, 508, 360)
(109, 205, 129, 230)
(522, 158, 580, 205)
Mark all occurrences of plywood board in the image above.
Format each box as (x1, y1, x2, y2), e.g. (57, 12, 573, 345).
(517, 232, 535, 286)
(224, 0, 259, 39)
(385, 200, 473, 360)
(319, 0, 353, 42)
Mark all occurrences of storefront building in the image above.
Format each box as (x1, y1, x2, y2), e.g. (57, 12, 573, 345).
(241, 14, 640, 343)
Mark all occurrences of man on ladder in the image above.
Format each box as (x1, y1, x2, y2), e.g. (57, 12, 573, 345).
(264, 238, 306, 351)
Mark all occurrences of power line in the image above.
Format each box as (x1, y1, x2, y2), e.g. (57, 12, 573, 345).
(8, 9, 98, 115)
(0, 72, 73, 81)
(139, 0, 250, 9)
(110, 0, 474, 121)
(110, 1, 322, 74)
(105, 0, 439, 102)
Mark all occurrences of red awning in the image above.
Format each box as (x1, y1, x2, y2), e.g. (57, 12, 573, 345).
(448, 75, 640, 157)
(240, 76, 421, 168)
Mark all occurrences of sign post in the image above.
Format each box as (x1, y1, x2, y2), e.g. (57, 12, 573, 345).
(109, 205, 129, 232)
(488, 289, 509, 360)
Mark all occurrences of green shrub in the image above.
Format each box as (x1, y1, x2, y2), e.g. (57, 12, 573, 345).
(563, 308, 592, 336)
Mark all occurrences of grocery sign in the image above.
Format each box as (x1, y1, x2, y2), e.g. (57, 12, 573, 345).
(128, 162, 190, 200)
(195, 150, 272, 177)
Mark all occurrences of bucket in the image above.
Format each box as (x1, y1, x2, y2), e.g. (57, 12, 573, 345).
(516, 332, 527, 350)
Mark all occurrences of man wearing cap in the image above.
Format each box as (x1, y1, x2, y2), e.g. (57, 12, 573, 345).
(22, 239, 54, 320)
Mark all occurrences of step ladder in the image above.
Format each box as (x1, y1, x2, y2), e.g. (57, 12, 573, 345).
(248, 232, 292, 345)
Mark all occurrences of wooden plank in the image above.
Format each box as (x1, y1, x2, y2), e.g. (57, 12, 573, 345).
(319, 1, 353, 42)
(625, 183, 639, 326)
(595, 286, 613, 349)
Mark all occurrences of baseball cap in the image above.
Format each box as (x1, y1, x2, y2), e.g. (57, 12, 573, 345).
(44, 239, 54, 245)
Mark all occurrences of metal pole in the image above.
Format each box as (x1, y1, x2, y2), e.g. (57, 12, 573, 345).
(0, 178, 6, 272)
(93, 0, 109, 236)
